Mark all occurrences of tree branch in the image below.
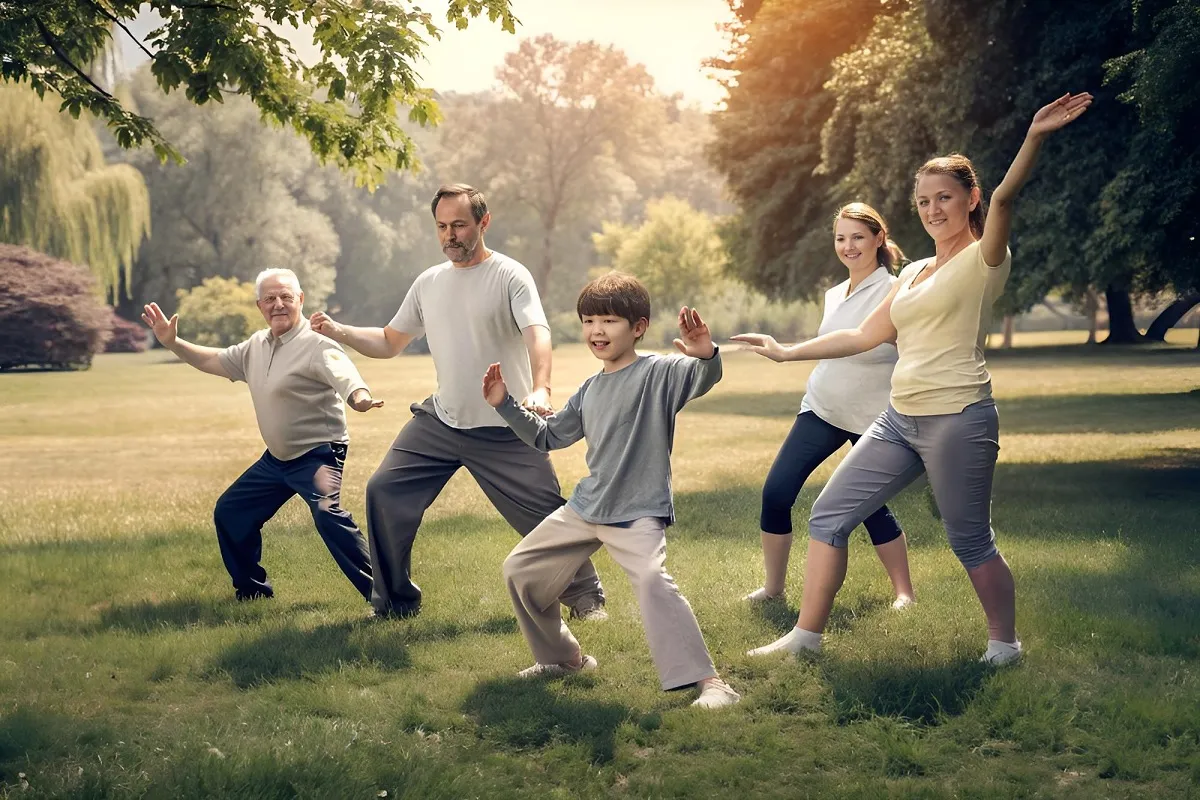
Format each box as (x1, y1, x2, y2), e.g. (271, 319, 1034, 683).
(32, 15, 114, 100)
(85, 0, 158, 62)
(160, 0, 241, 11)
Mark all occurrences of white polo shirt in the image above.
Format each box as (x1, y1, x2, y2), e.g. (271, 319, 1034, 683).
(218, 319, 369, 460)
(800, 267, 898, 434)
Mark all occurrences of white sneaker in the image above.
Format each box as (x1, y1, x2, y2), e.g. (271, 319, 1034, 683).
(981, 640, 1022, 666)
(742, 587, 785, 603)
(517, 655, 598, 678)
(892, 596, 914, 610)
(692, 679, 741, 709)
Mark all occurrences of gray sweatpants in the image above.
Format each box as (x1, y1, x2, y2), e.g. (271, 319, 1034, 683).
(504, 505, 717, 690)
(809, 398, 1000, 569)
(365, 400, 606, 616)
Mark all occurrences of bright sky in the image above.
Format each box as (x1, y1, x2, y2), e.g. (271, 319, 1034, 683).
(416, 0, 735, 108)
(120, 0, 736, 109)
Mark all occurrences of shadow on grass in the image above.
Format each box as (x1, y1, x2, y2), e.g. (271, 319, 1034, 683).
(462, 676, 630, 764)
(209, 614, 517, 689)
(822, 657, 990, 725)
(91, 597, 329, 634)
(0, 706, 116, 782)
(993, 449, 1199, 542)
(211, 621, 412, 688)
(752, 593, 890, 636)
(692, 389, 1200, 434)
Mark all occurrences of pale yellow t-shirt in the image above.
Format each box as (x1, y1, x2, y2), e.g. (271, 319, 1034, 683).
(888, 240, 1011, 415)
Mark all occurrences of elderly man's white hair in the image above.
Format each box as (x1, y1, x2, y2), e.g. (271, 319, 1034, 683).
(254, 268, 303, 299)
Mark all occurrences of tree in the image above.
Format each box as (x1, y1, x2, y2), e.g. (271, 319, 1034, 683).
(0, 244, 113, 370)
(715, 0, 1200, 347)
(1, 0, 517, 186)
(116, 68, 340, 317)
(174, 276, 265, 347)
(0, 84, 150, 301)
(436, 36, 666, 297)
(593, 196, 727, 316)
(707, 0, 892, 302)
(1095, 0, 1200, 342)
(591, 197, 822, 345)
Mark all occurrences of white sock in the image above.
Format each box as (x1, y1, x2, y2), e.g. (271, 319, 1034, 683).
(743, 587, 784, 602)
(746, 626, 822, 656)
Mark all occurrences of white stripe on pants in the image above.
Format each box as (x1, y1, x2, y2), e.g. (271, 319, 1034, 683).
(503, 505, 717, 690)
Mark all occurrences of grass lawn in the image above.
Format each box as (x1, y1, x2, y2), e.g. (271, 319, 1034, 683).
(1, 330, 1198, 798)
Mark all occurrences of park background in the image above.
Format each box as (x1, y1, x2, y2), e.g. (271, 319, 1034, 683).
(2, 0, 1199, 797)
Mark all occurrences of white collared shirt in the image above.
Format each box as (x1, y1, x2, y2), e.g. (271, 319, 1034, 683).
(800, 267, 898, 434)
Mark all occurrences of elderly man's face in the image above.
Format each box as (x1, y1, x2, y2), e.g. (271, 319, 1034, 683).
(257, 276, 304, 336)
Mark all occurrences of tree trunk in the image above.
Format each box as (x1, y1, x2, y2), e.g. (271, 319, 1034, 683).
(1101, 285, 1144, 344)
(1084, 288, 1100, 344)
(1001, 314, 1014, 348)
(1145, 294, 1200, 341)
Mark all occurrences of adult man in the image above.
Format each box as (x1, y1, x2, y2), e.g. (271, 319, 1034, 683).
(141, 268, 380, 602)
(310, 184, 606, 620)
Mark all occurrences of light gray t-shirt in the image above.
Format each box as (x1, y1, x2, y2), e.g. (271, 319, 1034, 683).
(495, 350, 723, 525)
(388, 252, 548, 429)
(218, 319, 368, 461)
(800, 267, 898, 434)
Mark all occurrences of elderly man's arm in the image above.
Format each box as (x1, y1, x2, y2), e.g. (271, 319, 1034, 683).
(315, 345, 384, 412)
(141, 302, 231, 378)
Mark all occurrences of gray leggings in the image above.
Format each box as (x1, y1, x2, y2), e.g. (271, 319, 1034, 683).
(809, 399, 1000, 569)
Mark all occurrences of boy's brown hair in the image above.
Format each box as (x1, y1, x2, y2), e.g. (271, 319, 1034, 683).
(576, 272, 652, 340)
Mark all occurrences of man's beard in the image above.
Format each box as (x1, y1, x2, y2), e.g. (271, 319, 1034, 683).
(443, 235, 479, 262)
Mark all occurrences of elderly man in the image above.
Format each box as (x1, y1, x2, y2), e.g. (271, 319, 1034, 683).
(141, 268, 381, 601)
(311, 183, 606, 620)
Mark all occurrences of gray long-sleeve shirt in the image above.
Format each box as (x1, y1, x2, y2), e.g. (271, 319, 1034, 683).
(495, 349, 723, 525)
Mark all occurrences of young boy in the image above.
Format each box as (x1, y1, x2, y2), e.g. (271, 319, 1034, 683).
(481, 272, 740, 709)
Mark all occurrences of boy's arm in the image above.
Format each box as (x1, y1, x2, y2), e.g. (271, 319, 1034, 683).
(665, 305, 723, 410)
(664, 348, 723, 411)
(495, 390, 585, 452)
(484, 362, 584, 451)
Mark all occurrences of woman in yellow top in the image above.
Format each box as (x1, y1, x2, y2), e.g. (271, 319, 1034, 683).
(734, 92, 1093, 665)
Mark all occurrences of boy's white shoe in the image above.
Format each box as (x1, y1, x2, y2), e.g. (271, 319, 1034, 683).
(980, 640, 1022, 666)
(692, 678, 741, 709)
(517, 655, 598, 678)
(742, 587, 784, 603)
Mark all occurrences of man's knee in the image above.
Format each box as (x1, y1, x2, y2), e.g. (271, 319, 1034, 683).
(213, 492, 238, 530)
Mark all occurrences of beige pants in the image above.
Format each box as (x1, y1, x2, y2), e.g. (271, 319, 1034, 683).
(503, 505, 717, 690)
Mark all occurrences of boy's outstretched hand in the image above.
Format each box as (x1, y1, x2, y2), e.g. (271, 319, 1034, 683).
(673, 306, 715, 359)
(482, 363, 509, 408)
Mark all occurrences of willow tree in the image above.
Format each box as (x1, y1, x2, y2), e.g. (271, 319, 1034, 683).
(0, 84, 151, 301)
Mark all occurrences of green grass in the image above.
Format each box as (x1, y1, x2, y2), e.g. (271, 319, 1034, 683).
(1, 333, 1199, 798)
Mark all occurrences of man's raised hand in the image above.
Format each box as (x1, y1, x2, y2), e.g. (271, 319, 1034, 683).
(673, 306, 715, 359)
(482, 363, 510, 408)
(310, 311, 343, 340)
(141, 302, 178, 348)
(520, 388, 555, 418)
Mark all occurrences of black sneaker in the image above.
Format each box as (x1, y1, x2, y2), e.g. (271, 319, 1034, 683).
(369, 604, 420, 620)
(235, 588, 274, 602)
